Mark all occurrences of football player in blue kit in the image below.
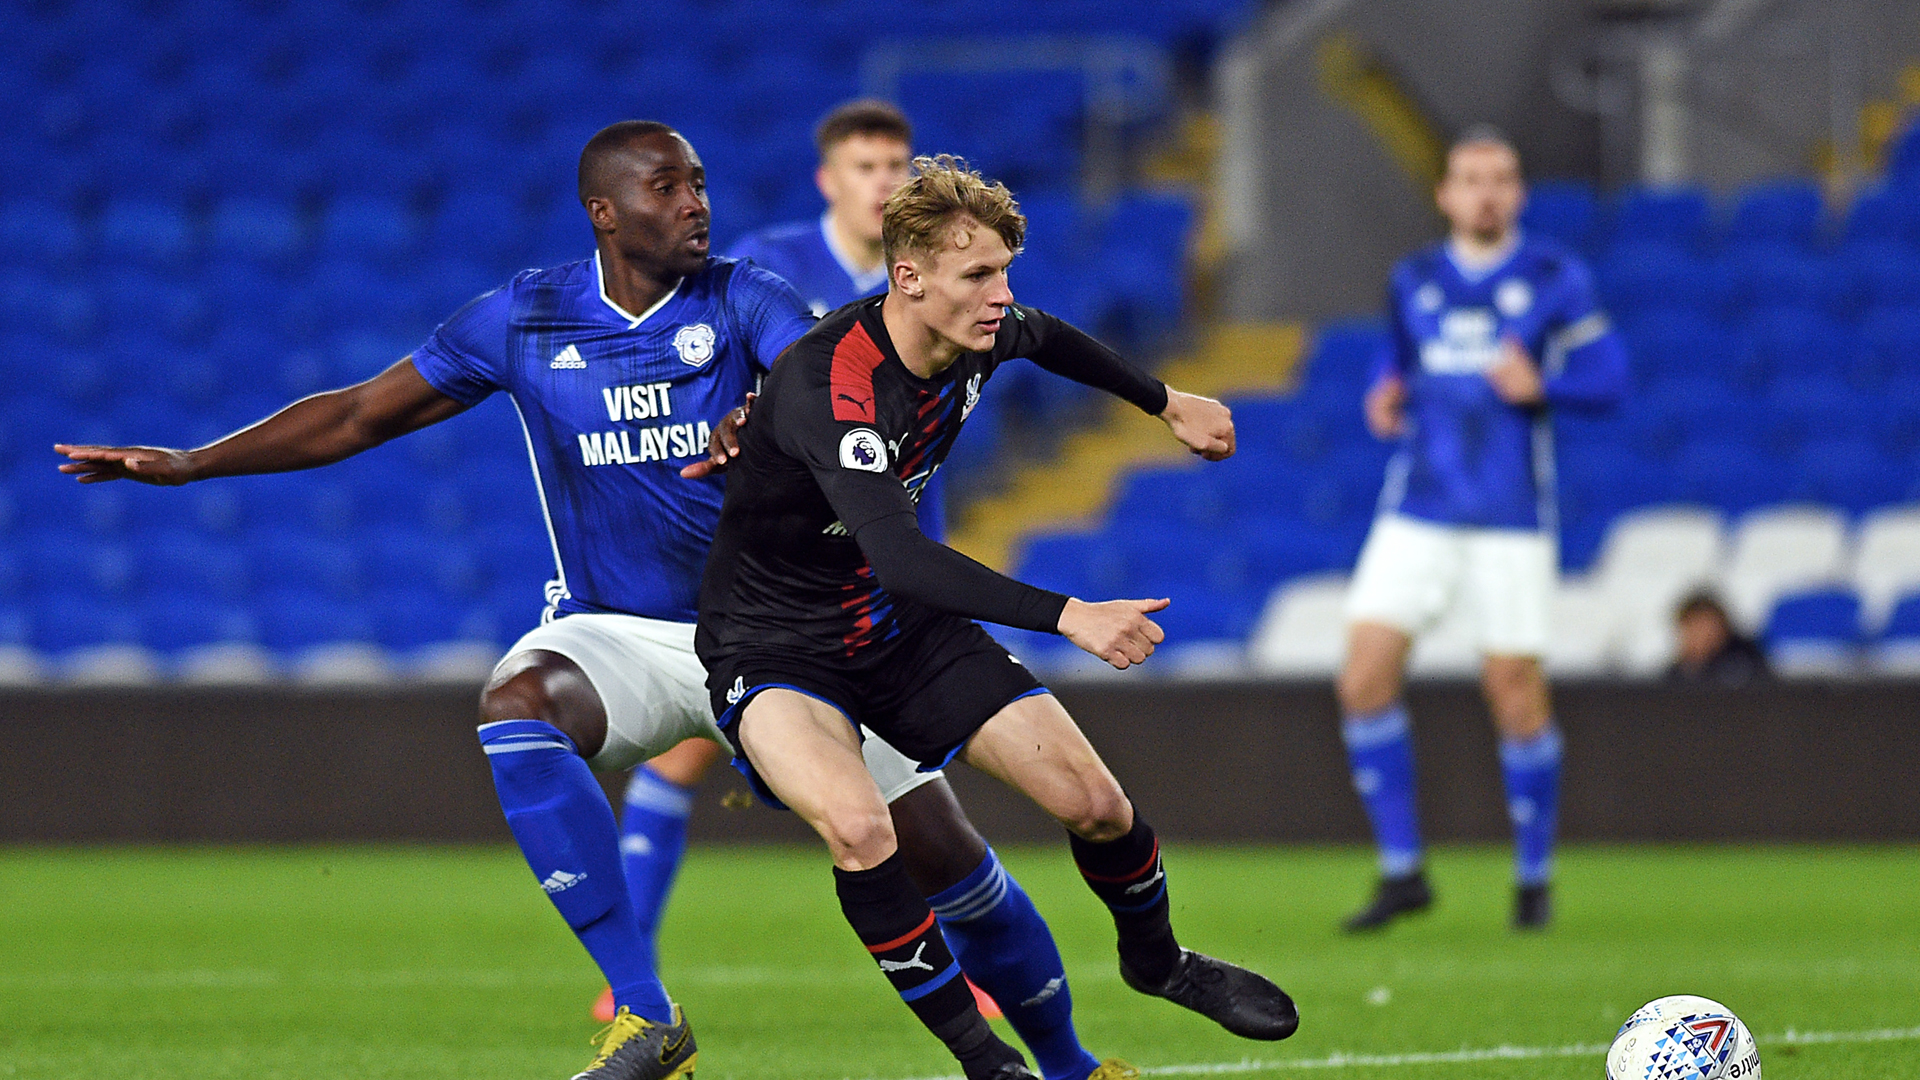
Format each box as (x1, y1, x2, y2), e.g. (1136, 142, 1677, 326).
(56, 122, 1113, 1080)
(1335, 127, 1628, 932)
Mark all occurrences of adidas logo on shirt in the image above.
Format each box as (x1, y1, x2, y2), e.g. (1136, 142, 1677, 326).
(550, 344, 586, 369)
(539, 869, 586, 894)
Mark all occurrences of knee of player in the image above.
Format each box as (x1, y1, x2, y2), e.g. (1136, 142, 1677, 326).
(478, 675, 554, 727)
(820, 805, 898, 867)
(1058, 777, 1132, 842)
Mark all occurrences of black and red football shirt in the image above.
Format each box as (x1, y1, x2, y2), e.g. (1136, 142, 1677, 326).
(696, 295, 1166, 662)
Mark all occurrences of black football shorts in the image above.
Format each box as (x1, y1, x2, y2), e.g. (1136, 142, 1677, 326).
(706, 614, 1048, 807)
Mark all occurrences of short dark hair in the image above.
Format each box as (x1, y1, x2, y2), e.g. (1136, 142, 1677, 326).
(815, 99, 913, 161)
(1449, 123, 1519, 161)
(578, 120, 681, 204)
(1675, 588, 1732, 624)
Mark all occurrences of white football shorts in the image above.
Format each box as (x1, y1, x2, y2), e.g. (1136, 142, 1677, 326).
(1344, 513, 1555, 657)
(494, 612, 942, 801)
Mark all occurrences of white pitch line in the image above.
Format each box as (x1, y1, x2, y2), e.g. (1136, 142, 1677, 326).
(872, 1024, 1920, 1080)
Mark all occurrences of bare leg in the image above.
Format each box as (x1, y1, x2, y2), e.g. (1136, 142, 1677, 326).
(737, 689, 1025, 1077)
(966, 694, 1298, 1041)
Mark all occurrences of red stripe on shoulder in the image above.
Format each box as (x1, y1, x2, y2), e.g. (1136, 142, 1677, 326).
(830, 322, 886, 423)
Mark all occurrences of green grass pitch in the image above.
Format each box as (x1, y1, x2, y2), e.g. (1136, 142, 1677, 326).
(1, 843, 1915, 1079)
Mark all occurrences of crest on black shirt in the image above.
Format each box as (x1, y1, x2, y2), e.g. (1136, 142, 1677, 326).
(838, 428, 889, 472)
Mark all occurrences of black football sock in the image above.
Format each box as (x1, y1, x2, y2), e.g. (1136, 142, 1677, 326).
(836, 853, 1026, 1080)
(1070, 809, 1180, 987)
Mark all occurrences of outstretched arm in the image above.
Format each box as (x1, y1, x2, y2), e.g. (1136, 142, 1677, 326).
(56, 358, 467, 485)
(1017, 308, 1232, 460)
(853, 511, 1168, 670)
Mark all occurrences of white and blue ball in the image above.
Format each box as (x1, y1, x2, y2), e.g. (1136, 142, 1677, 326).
(1606, 995, 1760, 1080)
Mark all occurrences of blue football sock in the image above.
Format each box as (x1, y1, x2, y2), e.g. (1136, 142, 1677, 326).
(1342, 703, 1424, 878)
(1500, 724, 1563, 887)
(929, 848, 1100, 1080)
(480, 720, 674, 1023)
(620, 764, 694, 960)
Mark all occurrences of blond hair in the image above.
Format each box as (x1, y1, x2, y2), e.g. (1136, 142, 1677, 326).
(881, 155, 1026, 272)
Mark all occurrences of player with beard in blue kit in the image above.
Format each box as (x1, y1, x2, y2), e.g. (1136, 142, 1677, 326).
(56, 122, 1109, 1080)
(1334, 127, 1628, 934)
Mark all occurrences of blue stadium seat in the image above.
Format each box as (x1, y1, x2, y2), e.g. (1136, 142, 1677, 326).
(1519, 180, 1599, 252)
(1846, 242, 1920, 312)
(250, 528, 366, 599)
(1601, 242, 1725, 319)
(100, 199, 197, 268)
(427, 189, 528, 274)
(317, 195, 419, 263)
(1763, 374, 1864, 450)
(1610, 185, 1713, 252)
(1873, 593, 1920, 649)
(1724, 247, 1843, 317)
(0, 201, 86, 266)
(1766, 588, 1863, 654)
(210, 197, 306, 265)
(1149, 585, 1260, 644)
(1789, 437, 1906, 512)
(1112, 466, 1225, 529)
(1630, 375, 1759, 455)
(1014, 531, 1117, 599)
(142, 590, 259, 650)
(1558, 443, 1673, 518)
(31, 594, 144, 654)
(256, 587, 376, 651)
(1742, 309, 1851, 380)
(1851, 306, 1920, 386)
(1842, 184, 1920, 247)
(1307, 318, 1391, 389)
(147, 529, 253, 601)
(372, 586, 464, 650)
(1620, 310, 1744, 384)
(1725, 179, 1824, 249)
(1672, 439, 1777, 515)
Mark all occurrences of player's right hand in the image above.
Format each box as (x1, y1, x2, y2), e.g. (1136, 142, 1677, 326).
(54, 444, 195, 486)
(1058, 597, 1168, 670)
(680, 392, 754, 479)
(1363, 376, 1407, 440)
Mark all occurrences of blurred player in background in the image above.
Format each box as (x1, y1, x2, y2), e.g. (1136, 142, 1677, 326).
(697, 156, 1296, 1080)
(1335, 127, 1627, 932)
(56, 122, 1106, 1080)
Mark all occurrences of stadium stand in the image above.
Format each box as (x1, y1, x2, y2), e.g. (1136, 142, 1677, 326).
(1010, 129, 1920, 678)
(12, 2, 1920, 683)
(5, 0, 1252, 682)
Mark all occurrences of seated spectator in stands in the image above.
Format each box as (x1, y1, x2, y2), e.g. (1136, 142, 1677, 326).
(1667, 590, 1771, 687)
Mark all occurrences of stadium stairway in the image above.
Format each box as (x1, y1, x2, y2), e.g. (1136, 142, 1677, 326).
(950, 320, 1304, 571)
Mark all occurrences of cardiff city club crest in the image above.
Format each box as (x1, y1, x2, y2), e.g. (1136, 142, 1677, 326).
(673, 323, 716, 367)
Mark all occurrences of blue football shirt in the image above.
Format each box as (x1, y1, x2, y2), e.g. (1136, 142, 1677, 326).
(411, 252, 813, 623)
(1375, 234, 1628, 531)
(726, 215, 887, 318)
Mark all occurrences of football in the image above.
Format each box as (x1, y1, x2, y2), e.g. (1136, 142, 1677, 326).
(1606, 995, 1761, 1079)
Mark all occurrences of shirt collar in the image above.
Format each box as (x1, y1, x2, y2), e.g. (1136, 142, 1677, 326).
(820, 212, 889, 295)
(595, 250, 682, 328)
(1445, 229, 1523, 283)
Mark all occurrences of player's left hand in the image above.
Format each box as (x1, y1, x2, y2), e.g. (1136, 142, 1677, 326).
(680, 392, 754, 478)
(1159, 389, 1234, 460)
(1486, 339, 1545, 405)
